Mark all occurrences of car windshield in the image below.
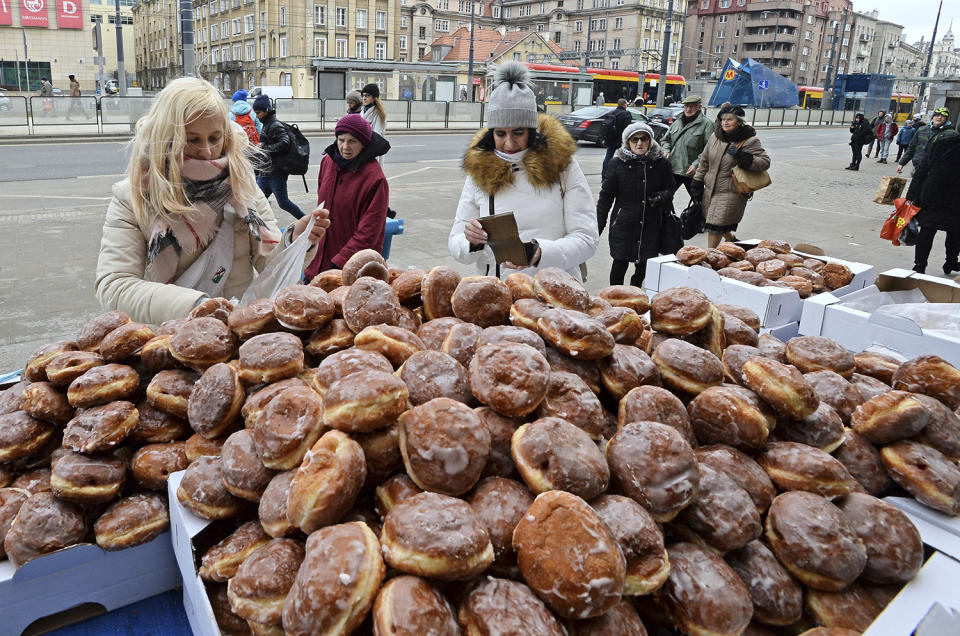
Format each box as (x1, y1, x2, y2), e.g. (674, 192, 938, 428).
(569, 106, 611, 118)
(627, 108, 650, 121)
(649, 108, 674, 117)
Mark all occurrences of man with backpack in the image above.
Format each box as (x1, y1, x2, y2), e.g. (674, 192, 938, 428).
(601, 99, 634, 180)
(229, 89, 262, 145)
(252, 94, 305, 220)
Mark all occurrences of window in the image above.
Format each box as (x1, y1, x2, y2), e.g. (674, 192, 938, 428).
(246, 40, 256, 59)
(614, 17, 622, 29)
(399, 34, 407, 49)
(375, 40, 387, 60)
(504, 7, 511, 17)
(553, 31, 561, 43)
(805, 30, 812, 40)
(573, 40, 581, 51)
(357, 9, 367, 29)
(738, 0, 744, 5)
(719, 0, 729, 6)
(715, 44, 723, 53)
(244, 14, 254, 33)
(577, 0, 583, 7)
(799, 61, 807, 71)
(209, 0, 216, 15)
(718, 15, 727, 23)
(513, 52, 521, 60)
(211, 48, 220, 63)
(612, 37, 620, 48)
(376, 11, 386, 30)
(401, 16, 407, 27)
(232, 18, 241, 35)
(492, 5, 500, 17)
(356, 39, 367, 58)
(418, 26, 426, 38)
(260, 38, 266, 58)
(314, 6, 325, 25)
(279, 6, 287, 27)
(315, 36, 327, 56)
(589, 18, 606, 30)
(233, 43, 242, 60)
(807, 15, 814, 24)
(336, 38, 348, 57)
(716, 29, 724, 38)
(575, 20, 582, 32)
(821, 64, 829, 72)
(458, 0, 467, 10)
(260, 11, 265, 30)
(279, 36, 288, 57)
(210, 24, 218, 41)
(802, 46, 809, 55)
(519, 5, 530, 16)
(537, 23, 545, 32)
(435, 19, 449, 31)
(418, 46, 426, 58)
(701, 0, 708, 8)
(221, 21, 228, 39)
(538, 2, 545, 13)
(713, 58, 722, 68)
(611, 59, 619, 68)
(336, 7, 347, 27)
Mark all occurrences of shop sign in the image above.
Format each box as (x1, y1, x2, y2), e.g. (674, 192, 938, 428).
(20, 0, 48, 27)
(56, 0, 81, 28)
(0, 0, 12, 26)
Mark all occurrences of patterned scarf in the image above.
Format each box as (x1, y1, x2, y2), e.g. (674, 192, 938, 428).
(145, 156, 280, 284)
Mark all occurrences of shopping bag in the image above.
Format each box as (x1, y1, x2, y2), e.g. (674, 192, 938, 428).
(679, 200, 705, 240)
(731, 165, 772, 199)
(660, 208, 684, 254)
(239, 216, 315, 305)
(873, 176, 908, 205)
(899, 217, 921, 246)
(880, 198, 921, 246)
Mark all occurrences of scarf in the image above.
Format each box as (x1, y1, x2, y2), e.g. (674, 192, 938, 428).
(715, 123, 756, 143)
(145, 156, 280, 284)
(494, 148, 529, 163)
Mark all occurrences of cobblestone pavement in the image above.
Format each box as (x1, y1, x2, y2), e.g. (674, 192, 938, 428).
(0, 127, 946, 372)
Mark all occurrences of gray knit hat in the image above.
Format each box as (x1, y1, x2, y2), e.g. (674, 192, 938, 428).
(487, 62, 539, 129)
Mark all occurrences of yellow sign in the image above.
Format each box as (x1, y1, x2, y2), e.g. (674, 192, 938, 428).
(724, 69, 736, 81)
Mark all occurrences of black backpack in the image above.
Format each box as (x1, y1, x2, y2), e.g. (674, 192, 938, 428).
(278, 122, 310, 175)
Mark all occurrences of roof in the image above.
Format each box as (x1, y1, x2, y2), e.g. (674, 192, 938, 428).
(422, 27, 563, 63)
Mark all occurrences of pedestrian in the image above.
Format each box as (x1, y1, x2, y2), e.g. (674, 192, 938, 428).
(303, 114, 390, 279)
(661, 94, 714, 196)
(601, 98, 634, 180)
(864, 110, 886, 158)
(95, 77, 328, 325)
(460, 85, 468, 101)
(595, 91, 605, 106)
(345, 90, 362, 114)
(875, 114, 898, 164)
(252, 93, 307, 220)
(228, 89, 262, 146)
(898, 107, 957, 174)
(895, 118, 917, 163)
(905, 132, 960, 275)
(39, 77, 54, 117)
(360, 83, 386, 137)
(846, 113, 874, 171)
(65, 74, 91, 121)
(690, 103, 771, 248)
(449, 62, 599, 280)
(596, 122, 676, 287)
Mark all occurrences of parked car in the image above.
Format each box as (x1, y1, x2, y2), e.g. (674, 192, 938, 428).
(104, 80, 119, 95)
(558, 106, 668, 146)
(0, 91, 10, 111)
(646, 106, 685, 125)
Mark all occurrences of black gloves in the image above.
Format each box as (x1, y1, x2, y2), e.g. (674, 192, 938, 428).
(735, 151, 754, 169)
(647, 191, 670, 207)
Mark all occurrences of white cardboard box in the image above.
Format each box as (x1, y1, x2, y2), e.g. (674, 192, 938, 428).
(863, 552, 960, 636)
(799, 268, 960, 367)
(0, 531, 179, 635)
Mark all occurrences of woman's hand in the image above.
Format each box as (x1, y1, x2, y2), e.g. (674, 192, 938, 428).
(504, 246, 541, 270)
(464, 218, 487, 246)
(293, 207, 331, 244)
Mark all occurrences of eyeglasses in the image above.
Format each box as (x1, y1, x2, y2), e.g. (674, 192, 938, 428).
(630, 136, 650, 143)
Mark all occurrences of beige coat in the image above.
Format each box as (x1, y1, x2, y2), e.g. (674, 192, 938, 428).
(693, 128, 770, 228)
(95, 179, 313, 325)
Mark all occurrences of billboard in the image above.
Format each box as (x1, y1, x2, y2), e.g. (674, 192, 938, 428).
(20, 0, 49, 27)
(0, 0, 12, 26)
(56, 0, 81, 28)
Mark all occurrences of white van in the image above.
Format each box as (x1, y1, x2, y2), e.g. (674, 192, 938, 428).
(248, 86, 294, 101)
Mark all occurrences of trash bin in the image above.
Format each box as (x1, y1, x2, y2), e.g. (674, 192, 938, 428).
(383, 218, 404, 260)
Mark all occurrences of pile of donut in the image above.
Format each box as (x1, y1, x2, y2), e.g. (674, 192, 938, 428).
(676, 239, 856, 297)
(1, 246, 958, 636)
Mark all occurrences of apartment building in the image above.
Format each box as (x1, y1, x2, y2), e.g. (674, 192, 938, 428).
(133, 0, 183, 90)
(917, 27, 960, 80)
(848, 10, 903, 76)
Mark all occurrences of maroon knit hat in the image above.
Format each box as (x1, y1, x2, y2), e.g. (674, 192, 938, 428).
(334, 114, 372, 145)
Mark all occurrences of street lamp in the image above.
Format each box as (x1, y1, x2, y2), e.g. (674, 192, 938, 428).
(468, 0, 475, 101)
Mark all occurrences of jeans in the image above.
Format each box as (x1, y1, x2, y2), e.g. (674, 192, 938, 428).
(610, 259, 645, 287)
(865, 138, 875, 156)
(257, 175, 304, 220)
(601, 144, 617, 181)
(914, 226, 960, 271)
(879, 138, 892, 160)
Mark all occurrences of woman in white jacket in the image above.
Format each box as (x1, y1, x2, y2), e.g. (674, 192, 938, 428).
(449, 62, 599, 280)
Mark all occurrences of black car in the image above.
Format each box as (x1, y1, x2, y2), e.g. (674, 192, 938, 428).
(558, 106, 668, 146)
(646, 106, 685, 125)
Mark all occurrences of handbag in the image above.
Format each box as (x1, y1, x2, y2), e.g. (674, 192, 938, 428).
(660, 206, 684, 254)
(679, 199, 705, 240)
(730, 141, 772, 199)
(880, 198, 921, 246)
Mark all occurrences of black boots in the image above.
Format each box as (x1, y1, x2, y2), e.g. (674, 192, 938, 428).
(943, 262, 960, 275)
(845, 164, 859, 170)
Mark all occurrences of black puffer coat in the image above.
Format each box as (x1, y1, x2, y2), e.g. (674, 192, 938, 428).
(597, 145, 675, 262)
(257, 112, 293, 177)
(905, 134, 960, 234)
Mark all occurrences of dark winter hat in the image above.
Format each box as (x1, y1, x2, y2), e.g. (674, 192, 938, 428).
(252, 94, 272, 112)
(487, 61, 539, 129)
(345, 90, 362, 105)
(720, 103, 747, 123)
(232, 89, 248, 102)
(361, 83, 380, 99)
(934, 107, 950, 118)
(335, 113, 372, 145)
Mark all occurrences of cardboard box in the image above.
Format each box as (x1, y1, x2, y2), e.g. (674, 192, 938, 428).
(863, 552, 960, 636)
(760, 321, 799, 341)
(0, 531, 179, 635)
(799, 268, 960, 367)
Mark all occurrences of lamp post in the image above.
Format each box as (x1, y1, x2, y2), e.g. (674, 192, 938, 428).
(655, 0, 674, 108)
(918, 0, 943, 109)
(468, 0, 475, 101)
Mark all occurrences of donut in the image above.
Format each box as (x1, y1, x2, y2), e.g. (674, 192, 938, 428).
(273, 285, 334, 331)
(725, 540, 803, 626)
(804, 584, 883, 633)
(619, 385, 695, 445)
(536, 309, 614, 360)
(188, 363, 245, 439)
(676, 245, 707, 265)
(513, 490, 625, 619)
(45, 351, 105, 387)
(745, 247, 777, 266)
(475, 406, 521, 478)
(533, 267, 590, 312)
(3, 492, 86, 568)
(850, 372, 892, 400)
(375, 474, 423, 519)
(169, 317, 234, 370)
(509, 298, 550, 332)
(720, 345, 762, 385)
(881, 440, 960, 515)
(774, 402, 845, 452)
(450, 276, 513, 328)
(321, 369, 408, 433)
(695, 444, 775, 514)
(741, 356, 819, 420)
(98, 322, 155, 363)
(390, 268, 426, 305)
(716, 242, 747, 261)
(727, 260, 755, 271)
(659, 543, 753, 636)
(757, 238, 790, 254)
(254, 385, 324, 470)
(0, 488, 29, 559)
(606, 421, 699, 522)
(821, 262, 854, 289)
(381, 491, 493, 580)
(66, 363, 139, 408)
(650, 287, 712, 336)
(437, 321, 482, 368)
(722, 314, 760, 348)
(258, 470, 297, 538)
(854, 350, 901, 384)
(832, 428, 890, 496)
(465, 477, 532, 572)
(227, 538, 305, 627)
(595, 307, 645, 345)
(477, 325, 547, 355)
(208, 583, 249, 634)
(535, 371, 605, 438)
(914, 394, 960, 460)
(142, 369, 195, 421)
(50, 450, 125, 504)
(458, 577, 565, 636)
(544, 346, 602, 394)
(228, 298, 280, 340)
(238, 379, 305, 431)
(652, 338, 724, 397)
(184, 432, 226, 461)
(19, 381, 73, 424)
(758, 441, 858, 498)
(596, 285, 651, 314)
(131, 442, 189, 490)
(10, 469, 51, 495)
(685, 303, 726, 358)
(238, 332, 304, 385)
(312, 348, 393, 399)
(372, 575, 460, 636)
(836, 492, 923, 583)
(704, 248, 732, 270)
(341, 248, 388, 285)
(307, 269, 343, 292)
(94, 493, 169, 551)
(397, 350, 471, 406)
(788, 266, 825, 292)
(416, 316, 463, 350)
(756, 333, 787, 363)
(802, 257, 825, 272)
(398, 398, 490, 496)
(189, 297, 235, 323)
(0, 382, 28, 418)
(25, 341, 79, 383)
(804, 369, 865, 424)
(591, 494, 668, 596)
(62, 401, 137, 453)
(596, 345, 659, 401)
(420, 266, 461, 320)
(354, 324, 425, 368)
(688, 384, 775, 451)
(283, 431, 364, 533)
(785, 336, 856, 378)
(354, 425, 403, 489)
(77, 310, 131, 352)
(199, 521, 271, 582)
(176, 455, 245, 520)
(756, 259, 787, 279)
(511, 417, 608, 499)
(851, 390, 929, 444)
(139, 335, 179, 373)
(220, 429, 275, 501)
(892, 355, 960, 409)
(343, 276, 402, 333)
(778, 274, 813, 297)
(326, 285, 350, 317)
(304, 318, 355, 358)
(469, 342, 550, 417)
(764, 491, 867, 590)
(671, 462, 761, 552)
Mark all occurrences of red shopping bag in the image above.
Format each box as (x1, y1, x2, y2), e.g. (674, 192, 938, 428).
(880, 198, 921, 246)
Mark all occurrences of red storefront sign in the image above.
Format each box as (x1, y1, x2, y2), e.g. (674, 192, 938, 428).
(56, 0, 81, 28)
(20, 0, 48, 27)
(0, 0, 13, 26)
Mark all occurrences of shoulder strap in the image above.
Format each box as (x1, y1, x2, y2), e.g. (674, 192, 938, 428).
(488, 194, 499, 279)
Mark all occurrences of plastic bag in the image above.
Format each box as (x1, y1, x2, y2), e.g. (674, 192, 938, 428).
(880, 198, 920, 246)
(877, 303, 960, 337)
(899, 216, 921, 246)
(239, 216, 315, 305)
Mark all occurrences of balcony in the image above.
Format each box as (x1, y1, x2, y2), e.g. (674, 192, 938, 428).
(745, 15, 801, 29)
(743, 31, 798, 46)
(217, 61, 243, 71)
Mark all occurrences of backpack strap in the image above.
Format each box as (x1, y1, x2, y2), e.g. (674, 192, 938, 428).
(489, 193, 499, 279)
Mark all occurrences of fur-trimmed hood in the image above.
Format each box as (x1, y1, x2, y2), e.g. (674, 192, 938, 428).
(462, 114, 577, 196)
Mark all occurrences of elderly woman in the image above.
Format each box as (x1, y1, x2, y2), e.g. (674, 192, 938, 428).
(304, 114, 390, 280)
(691, 103, 771, 248)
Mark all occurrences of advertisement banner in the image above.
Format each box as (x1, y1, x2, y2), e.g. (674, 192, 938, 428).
(20, 0, 48, 27)
(56, 0, 81, 28)
(0, 0, 12, 26)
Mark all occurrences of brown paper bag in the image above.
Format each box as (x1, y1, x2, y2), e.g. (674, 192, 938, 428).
(874, 176, 908, 205)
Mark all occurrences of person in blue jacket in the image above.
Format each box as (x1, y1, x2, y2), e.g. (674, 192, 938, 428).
(895, 119, 917, 163)
(228, 89, 262, 140)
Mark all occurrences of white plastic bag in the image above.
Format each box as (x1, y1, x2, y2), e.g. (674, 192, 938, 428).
(239, 216, 315, 305)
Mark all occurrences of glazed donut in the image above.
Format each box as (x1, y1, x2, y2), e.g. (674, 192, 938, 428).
(543, 346, 602, 394)
(374, 474, 423, 519)
(227, 538, 305, 628)
(208, 583, 249, 634)
(254, 385, 324, 470)
(396, 306, 422, 332)
(273, 285, 334, 331)
(652, 338, 724, 397)
(892, 354, 960, 409)
(778, 275, 814, 297)
(676, 245, 707, 266)
(832, 428, 890, 496)
(778, 253, 805, 267)
(695, 444, 776, 513)
(45, 351, 105, 387)
(139, 335, 179, 373)
(475, 406, 521, 478)
(228, 298, 280, 341)
(50, 450, 126, 504)
(836, 492, 923, 583)
(785, 336, 856, 378)
(381, 491, 493, 580)
(650, 287, 712, 336)
(477, 325, 547, 355)
(239, 378, 306, 431)
(594, 307, 645, 345)
(881, 440, 960, 515)
(789, 266, 825, 291)
(131, 442, 189, 490)
(24, 341, 79, 383)
(343, 276, 402, 333)
(509, 298, 550, 333)
(512, 490, 625, 619)
(0, 381, 28, 417)
(738, 270, 768, 286)
(774, 402, 845, 452)
(62, 401, 137, 453)
(169, 317, 234, 370)
(591, 494, 669, 596)
(420, 266, 461, 320)
(688, 384, 775, 451)
(535, 371, 605, 439)
(176, 455, 245, 520)
(354, 324, 425, 368)
(804, 369, 865, 424)
(468, 342, 550, 417)
(765, 491, 866, 590)
(757, 333, 788, 362)
(0, 488, 29, 559)
(184, 432, 226, 461)
(19, 381, 74, 424)
(537, 308, 615, 360)
(372, 575, 460, 636)
(93, 494, 169, 551)
(756, 259, 787, 279)
(512, 417, 608, 499)
(304, 318, 355, 359)
(354, 425, 403, 489)
(390, 268, 426, 305)
(308, 269, 343, 292)
(596, 344, 659, 401)
(533, 267, 590, 312)
(189, 297, 235, 323)
(618, 385, 695, 445)
(99, 323, 155, 362)
(451, 276, 513, 328)
(10, 469, 51, 495)
(671, 463, 761, 553)
(3, 491, 86, 568)
(914, 394, 960, 460)
(321, 369, 408, 433)
(741, 356, 819, 420)
(686, 302, 726, 359)
(722, 315, 759, 348)
(727, 260, 755, 271)
(851, 390, 929, 444)
(258, 470, 298, 538)
(199, 520, 271, 582)
(596, 285, 650, 314)
(312, 348, 392, 398)
(326, 285, 349, 318)
(854, 350, 901, 384)
(725, 540, 803, 626)
(220, 429, 276, 501)
(144, 369, 196, 420)
(187, 362, 245, 439)
(850, 372, 892, 400)
(757, 441, 858, 498)
(77, 310, 131, 352)
(397, 350, 471, 406)
(282, 522, 384, 636)
(822, 262, 854, 289)
(498, 272, 535, 304)
(341, 249, 388, 285)
(458, 577, 565, 636)
(745, 247, 777, 266)
(758, 238, 791, 254)
(605, 421, 699, 522)
(716, 241, 747, 261)
(804, 584, 883, 634)
(704, 248, 732, 270)
(416, 316, 463, 351)
(466, 476, 532, 569)
(66, 363, 139, 408)
(238, 332, 304, 384)
(286, 430, 366, 533)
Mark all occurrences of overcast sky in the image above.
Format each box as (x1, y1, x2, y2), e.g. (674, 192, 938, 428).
(858, 0, 957, 44)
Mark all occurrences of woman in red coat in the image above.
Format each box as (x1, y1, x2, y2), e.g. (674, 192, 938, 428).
(304, 114, 390, 279)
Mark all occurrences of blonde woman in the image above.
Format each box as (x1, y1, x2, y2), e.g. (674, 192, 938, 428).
(95, 77, 329, 325)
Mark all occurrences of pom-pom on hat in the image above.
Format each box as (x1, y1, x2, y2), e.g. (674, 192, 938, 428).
(232, 89, 248, 102)
(487, 61, 539, 130)
(361, 83, 380, 99)
(252, 94, 272, 113)
(335, 113, 373, 145)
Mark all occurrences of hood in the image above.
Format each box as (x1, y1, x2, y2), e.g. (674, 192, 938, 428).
(323, 131, 390, 170)
(462, 114, 576, 196)
(231, 101, 253, 116)
(932, 121, 955, 131)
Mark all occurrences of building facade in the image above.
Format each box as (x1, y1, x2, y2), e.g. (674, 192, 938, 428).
(916, 27, 960, 80)
(133, 0, 182, 90)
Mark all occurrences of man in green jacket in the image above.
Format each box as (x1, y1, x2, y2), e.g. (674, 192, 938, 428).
(661, 95, 714, 196)
(897, 107, 957, 174)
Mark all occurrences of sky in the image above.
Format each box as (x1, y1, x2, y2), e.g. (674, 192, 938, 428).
(858, 0, 958, 45)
